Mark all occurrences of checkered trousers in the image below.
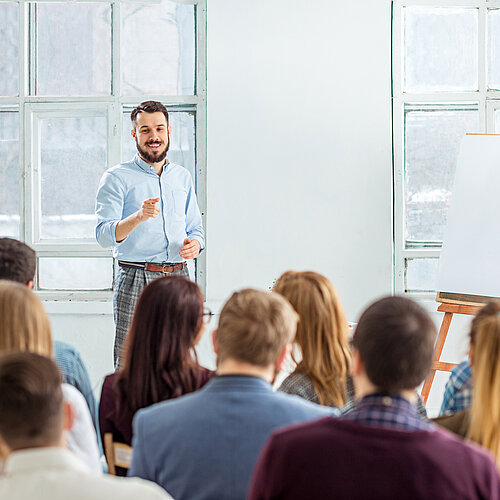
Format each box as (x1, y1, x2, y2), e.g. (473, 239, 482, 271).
(113, 264, 189, 369)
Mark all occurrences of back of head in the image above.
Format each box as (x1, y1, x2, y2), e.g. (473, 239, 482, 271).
(467, 300, 500, 465)
(216, 288, 298, 367)
(274, 270, 351, 406)
(0, 351, 63, 450)
(353, 296, 435, 392)
(0, 238, 36, 285)
(0, 280, 53, 357)
(118, 275, 204, 412)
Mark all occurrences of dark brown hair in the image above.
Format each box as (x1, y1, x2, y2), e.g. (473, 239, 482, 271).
(0, 238, 36, 285)
(116, 276, 206, 414)
(131, 101, 169, 130)
(216, 289, 298, 367)
(0, 352, 63, 450)
(352, 296, 435, 392)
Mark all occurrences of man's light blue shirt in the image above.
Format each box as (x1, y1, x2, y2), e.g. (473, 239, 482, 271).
(95, 154, 204, 263)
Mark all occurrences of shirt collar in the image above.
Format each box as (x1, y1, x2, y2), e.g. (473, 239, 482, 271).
(133, 153, 169, 174)
(5, 447, 90, 475)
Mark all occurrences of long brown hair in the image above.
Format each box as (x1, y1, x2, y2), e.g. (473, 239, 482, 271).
(467, 300, 500, 468)
(0, 280, 53, 357)
(116, 275, 206, 414)
(274, 271, 351, 407)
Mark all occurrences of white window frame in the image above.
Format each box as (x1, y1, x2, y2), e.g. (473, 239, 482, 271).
(0, 0, 207, 300)
(392, 0, 500, 297)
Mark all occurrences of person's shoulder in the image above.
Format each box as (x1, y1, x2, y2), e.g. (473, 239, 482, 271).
(92, 474, 173, 499)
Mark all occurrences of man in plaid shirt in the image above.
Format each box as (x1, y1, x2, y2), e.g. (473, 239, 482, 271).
(439, 360, 472, 415)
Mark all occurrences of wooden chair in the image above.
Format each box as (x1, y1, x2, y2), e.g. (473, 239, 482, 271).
(103, 433, 133, 475)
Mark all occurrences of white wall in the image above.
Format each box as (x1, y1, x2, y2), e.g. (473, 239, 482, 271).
(206, 0, 394, 320)
(46, 1, 466, 414)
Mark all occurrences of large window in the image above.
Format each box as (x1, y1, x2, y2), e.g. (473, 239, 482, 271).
(0, 0, 206, 298)
(393, 1, 499, 294)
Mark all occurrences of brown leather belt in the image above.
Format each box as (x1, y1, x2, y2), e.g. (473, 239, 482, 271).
(118, 261, 186, 274)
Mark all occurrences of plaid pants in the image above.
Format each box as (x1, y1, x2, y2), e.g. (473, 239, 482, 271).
(113, 264, 189, 369)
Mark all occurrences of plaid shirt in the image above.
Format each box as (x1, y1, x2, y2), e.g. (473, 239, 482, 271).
(439, 361, 472, 416)
(341, 393, 433, 431)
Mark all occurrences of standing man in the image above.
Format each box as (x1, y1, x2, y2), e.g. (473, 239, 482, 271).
(96, 101, 204, 368)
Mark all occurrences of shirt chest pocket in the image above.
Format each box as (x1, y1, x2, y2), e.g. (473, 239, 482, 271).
(168, 189, 187, 219)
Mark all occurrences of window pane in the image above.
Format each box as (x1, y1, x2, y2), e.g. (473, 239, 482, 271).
(122, 110, 196, 184)
(40, 116, 107, 239)
(405, 107, 479, 242)
(495, 109, 500, 133)
(0, 111, 20, 238)
(37, 3, 111, 96)
(404, 7, 478, 92)
(405, 258, 439, 292)
(38, 257, 113, 290)
(121, 2, 195, 96)
(0, 3, 18, 96)
(489, 10, 500, 90)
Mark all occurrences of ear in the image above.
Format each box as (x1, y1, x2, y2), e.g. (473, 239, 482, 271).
(63, 401, 75, 432)
(26, 280, 34, 289)
(131, 128, 136, 139)
(0, 435, 11, 460)
(351, 349, 364, 378)
(275, 343, 292, 372)
(168, 124, 172, 135)
(211, 328, 218, 355)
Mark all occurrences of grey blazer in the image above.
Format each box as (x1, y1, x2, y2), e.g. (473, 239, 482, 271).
(129, 375, 336, 500)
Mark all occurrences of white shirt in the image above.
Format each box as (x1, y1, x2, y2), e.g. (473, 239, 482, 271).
(62, 383, 102, 475)
(0, 448, 172, 500)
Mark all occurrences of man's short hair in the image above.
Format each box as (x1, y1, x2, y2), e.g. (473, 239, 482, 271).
(0, 352, 63, 450)
(352, 296, 436, 392)
(131, 101, 169, 130)
(216, 289, 298, 367)
(0, 238, 36, 285)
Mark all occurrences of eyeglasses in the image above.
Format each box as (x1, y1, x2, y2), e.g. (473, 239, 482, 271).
(202, 307, 214, 324)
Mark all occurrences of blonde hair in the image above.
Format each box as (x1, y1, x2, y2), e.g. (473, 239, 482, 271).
(467, 300, 500, 468)
(274, 271, 351, 407)
(216, 288, 298, 367)
(0, 280, 53, 357)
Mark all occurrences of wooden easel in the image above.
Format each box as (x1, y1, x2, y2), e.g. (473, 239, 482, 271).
(420, 293, 488, 404)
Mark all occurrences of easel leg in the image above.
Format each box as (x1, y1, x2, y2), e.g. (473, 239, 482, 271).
(421, 312, 453, 404)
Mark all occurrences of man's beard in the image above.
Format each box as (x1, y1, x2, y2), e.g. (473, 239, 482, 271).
(136, 137, 169, 165)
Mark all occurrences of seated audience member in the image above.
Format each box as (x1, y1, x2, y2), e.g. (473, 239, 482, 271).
(99, 277, 213, 462)
(439, 360, 472, 415)
(274, 271, 351, 408)
(248, 296, 500, 500)
(434, 301, 500, 467)
(129, 289, 336, 500)
(0, 237, 97, 429)
(0, 352, 171, 500)
(0, 280, 101, 474)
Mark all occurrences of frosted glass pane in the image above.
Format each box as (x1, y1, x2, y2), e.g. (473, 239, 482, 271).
(405, 108, 479, 242)
(121, 2, 195, 96)
(405, 258, 439, 292)
(122, 110, 196, 184)
(488, 10, 500, 90)
(37, 3, 111, 96)
(0, 112, 20, 238)
(0, 3, 18, 96)
(38, 257, 113, 290)
(495, 110, 500, 133)
(404, 7, 478, 92)
(40, 116, 107, 239)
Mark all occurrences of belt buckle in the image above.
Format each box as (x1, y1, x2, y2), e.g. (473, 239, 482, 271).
(161, 264, 170, 274)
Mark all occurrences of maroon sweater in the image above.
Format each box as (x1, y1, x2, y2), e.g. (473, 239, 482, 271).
(248, 418, 500, 500)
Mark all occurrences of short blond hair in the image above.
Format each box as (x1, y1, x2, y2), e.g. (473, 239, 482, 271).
(0, 280, 53, 357)
(216, 289, 298, 367)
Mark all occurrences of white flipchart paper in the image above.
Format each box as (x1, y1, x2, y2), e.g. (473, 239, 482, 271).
(437, 134, 500, 298)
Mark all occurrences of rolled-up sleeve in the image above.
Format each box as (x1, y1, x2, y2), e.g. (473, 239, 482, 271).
(95, 171, 126, 248)
(185, 176, 205, 251)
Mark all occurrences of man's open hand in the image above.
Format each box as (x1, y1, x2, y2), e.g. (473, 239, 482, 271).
(180, 238, 201, 259)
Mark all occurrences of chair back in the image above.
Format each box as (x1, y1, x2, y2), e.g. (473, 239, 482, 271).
(104, 432, 133, 475)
